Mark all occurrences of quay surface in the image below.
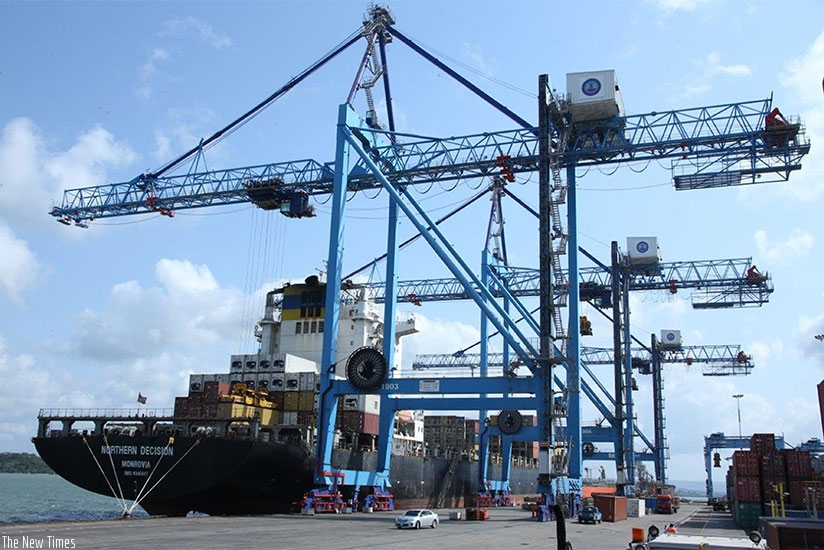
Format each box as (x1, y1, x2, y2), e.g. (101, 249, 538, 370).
(0, 502, 752, 550)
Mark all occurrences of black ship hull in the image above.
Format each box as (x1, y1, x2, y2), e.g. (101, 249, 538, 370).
(34, 434, 539, 516)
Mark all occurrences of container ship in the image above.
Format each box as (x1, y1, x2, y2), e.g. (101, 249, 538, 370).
(32, 277, 541, 517)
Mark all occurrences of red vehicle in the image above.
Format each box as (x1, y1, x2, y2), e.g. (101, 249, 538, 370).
(656, 494, 680, 514)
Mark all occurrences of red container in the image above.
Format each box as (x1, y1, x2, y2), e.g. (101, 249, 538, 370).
(782, 449, 813, 480)
(762, 518, 824, 549)
(338, 411, 380, 435)
(750, 433, 776, 455)
(789, 480, 824, 508)
(174, 397, 190, 417)
(761, 452, 786, 480)
(202, 381, 231, 401)
(733, 450, 760, 477)
(735, 476, 762, 503)
(297, 411, 316, 426)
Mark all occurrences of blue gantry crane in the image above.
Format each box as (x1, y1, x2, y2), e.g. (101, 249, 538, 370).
(49, 6, 810, 512)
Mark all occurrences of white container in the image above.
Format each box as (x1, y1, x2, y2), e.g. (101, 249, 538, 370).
(244, 354, 258, 373)
(299, 372, 318, 391)
(284, 353, 318, 374)
(282, 411, 298, 425)
(566, 70, 624, 122)
(660, 330, 682, 349)
(255, 373, 270, 391)
(271, 353, 286, 372)
(269, 373, 285, 390)
(626, 237, 660, 265)
(342, 394, 381, 414)
(627, 498, 645, 517)
(230, 355, 244, 373)
(284, 373, 301, 391)
(189, 374, 204, 393)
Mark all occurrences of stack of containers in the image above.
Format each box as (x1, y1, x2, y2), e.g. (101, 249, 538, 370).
(726, 433, 819, 530)
(174, 380, 230, 418)
(337, 394, 380, 435)
(728, 449, 763, 530)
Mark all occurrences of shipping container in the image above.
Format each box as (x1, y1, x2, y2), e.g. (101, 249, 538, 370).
(760, 451, 786, 480)
(782, 449, 814, 480)
(299, 372, 318, 391)
(751, 433, 777, 454)
(338, 411, 380, 435)
(202, 381, 231, 401)
(284, 373, 301, 391)
(189, 374, 204, 394)
(788, 480, 824, 509)
(283, 392, 300, 411)
(297, 411, 315, 426)
(298, 391, 315, 411)
(341, 394, 380, 414)
(732, 501, 762, 530)
(592, 495, 627, 522)
(733, 450, 761, 478)
(281, 411, 298, 425)
(761, 517, 824, 549)
(735, 476, 762, 503)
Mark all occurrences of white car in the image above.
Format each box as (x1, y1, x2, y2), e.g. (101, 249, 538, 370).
(395, 509, 439, 529)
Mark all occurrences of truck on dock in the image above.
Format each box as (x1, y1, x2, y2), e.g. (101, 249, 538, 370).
(656, 494, 680, 514)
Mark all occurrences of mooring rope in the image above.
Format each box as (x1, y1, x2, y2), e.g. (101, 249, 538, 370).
(127, 436, 174, 513)
(83, 436, 128, 515)
(128, 438, 201, 515)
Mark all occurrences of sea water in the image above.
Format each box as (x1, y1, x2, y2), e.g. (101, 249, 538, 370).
(0, 473, 148, 524)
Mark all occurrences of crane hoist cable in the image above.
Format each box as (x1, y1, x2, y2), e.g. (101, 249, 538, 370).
(146, 29, 362, 180)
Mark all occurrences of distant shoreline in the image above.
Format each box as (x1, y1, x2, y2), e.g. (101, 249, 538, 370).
(0, 453, 53, 474)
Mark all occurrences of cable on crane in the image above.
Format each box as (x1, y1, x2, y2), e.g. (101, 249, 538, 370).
(146, 29, 363, 179)
(399, 32, 536, 100)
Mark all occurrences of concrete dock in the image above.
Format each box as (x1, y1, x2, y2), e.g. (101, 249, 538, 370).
(0, 503, 752, 550)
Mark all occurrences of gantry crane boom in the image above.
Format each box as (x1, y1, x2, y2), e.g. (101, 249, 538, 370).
(50, 98, 808, 225)
(358, 257, 772, 308)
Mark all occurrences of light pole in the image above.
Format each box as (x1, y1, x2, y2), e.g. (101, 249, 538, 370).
(733, 394, 744, 448)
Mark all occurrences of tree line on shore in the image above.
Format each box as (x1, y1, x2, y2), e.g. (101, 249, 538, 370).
(0, 452, 53, 474)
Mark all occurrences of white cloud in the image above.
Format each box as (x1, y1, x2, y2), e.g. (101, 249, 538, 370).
(161, 16, 234, 49)
(0, 222, 47, 304)
(139, 47, 171, 80)
(152, 106, 216, 163)
(645, 0, 714, 11)
(72, 259, 245, 363)
(460, 43, 496, 77)
(0, 117, 138, 231)
(754, 228, 814, 264)
(706, 52, 751, 77)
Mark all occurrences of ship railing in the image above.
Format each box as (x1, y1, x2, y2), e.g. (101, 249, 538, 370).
(38, 408, 174, 419)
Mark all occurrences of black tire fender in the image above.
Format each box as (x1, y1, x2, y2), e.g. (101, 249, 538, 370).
(345, 347, 388, 391)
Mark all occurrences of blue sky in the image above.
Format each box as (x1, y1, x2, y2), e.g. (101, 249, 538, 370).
(1, 0, 824, 488)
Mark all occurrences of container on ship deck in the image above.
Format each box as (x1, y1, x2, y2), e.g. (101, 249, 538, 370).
(203, 381, 231, 400)
(297, 411, 315, 426)
(298, 391, 315, 411)
(338, 410, 380, 435)
(174, 397, 190, 417)
(284, 374, 301, 391)
(283, 392, 300, 411)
